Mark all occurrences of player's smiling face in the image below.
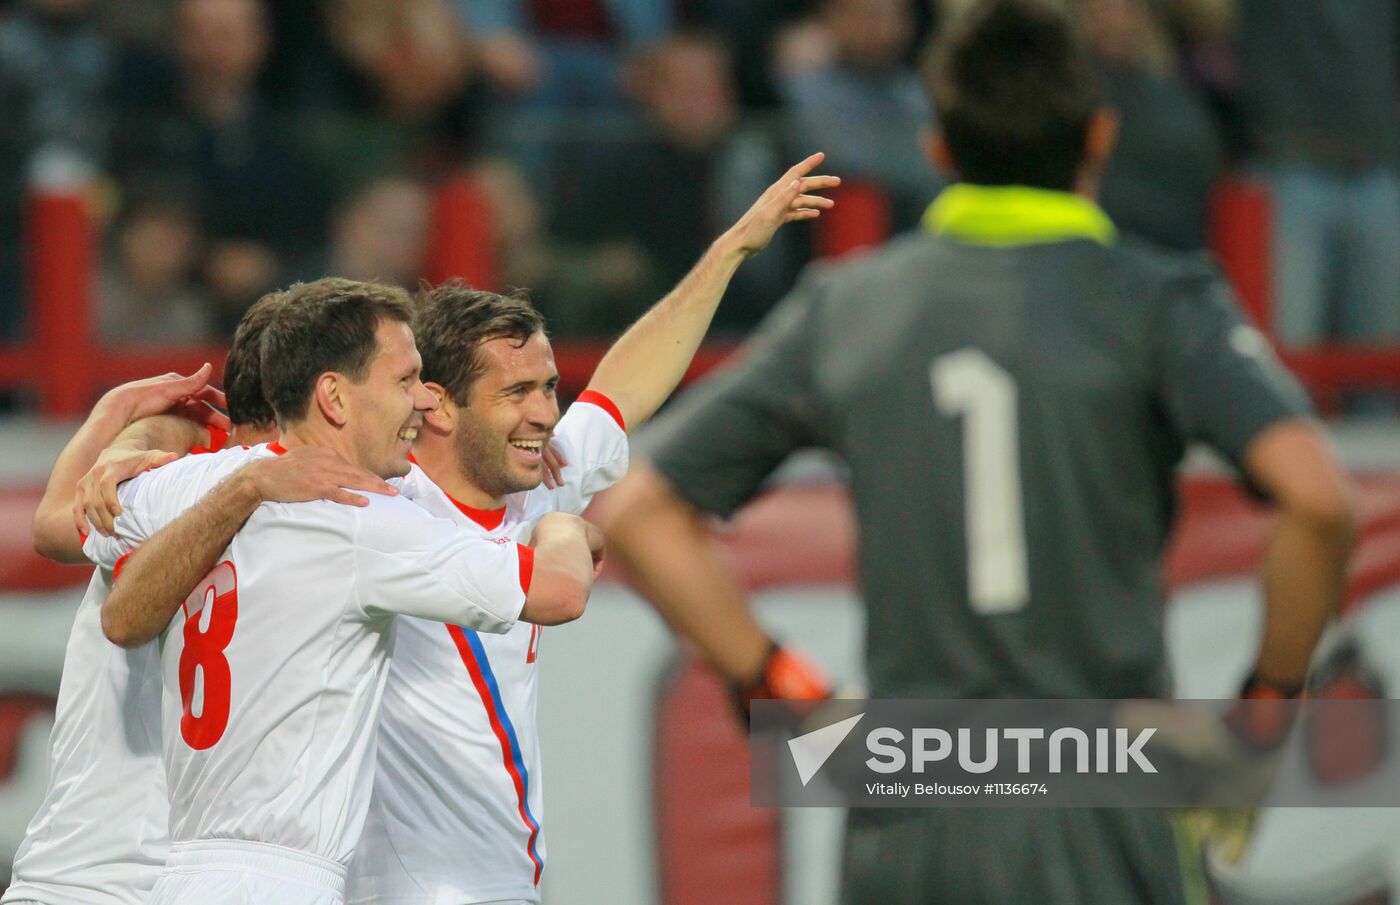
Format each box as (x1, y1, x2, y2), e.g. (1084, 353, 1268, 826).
(345, 319, 438, 479)
(453, 331, 560, 502)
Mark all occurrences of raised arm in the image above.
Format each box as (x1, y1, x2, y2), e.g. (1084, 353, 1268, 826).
(101, 448, 397, 648)
(33, 365, 228, 564)
(583, 152, 838, 431)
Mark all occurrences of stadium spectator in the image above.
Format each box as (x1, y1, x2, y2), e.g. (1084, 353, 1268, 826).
(99, 195, 214, 344)
(0, 0, 109, 163)
(685, 0, 813, 108)
(562, 32, 792, 334)
(467, 157, 649, 334)
(109, 0, 330, 332)
(1235, 0, 1400, 351)
(777, 0, 942, 232)
(322, 0, 473, 122)
(0, 0, 112, 337)
(1083, 0, 1225, 250)
(324, 175, 433, 290)
(457, 0, 674, 196)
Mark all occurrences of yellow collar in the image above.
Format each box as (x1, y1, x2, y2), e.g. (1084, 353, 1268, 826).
(922, 183, 1117, 247)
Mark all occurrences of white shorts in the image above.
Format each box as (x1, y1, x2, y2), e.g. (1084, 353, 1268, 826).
(148, 839, 347, 905)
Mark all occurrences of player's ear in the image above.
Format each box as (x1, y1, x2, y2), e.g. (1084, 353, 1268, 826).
(422, 382, 454, 433)
(314, 372, 349, 427)
(925, 129, 958, 180)
(1083, 107, 1119, 172)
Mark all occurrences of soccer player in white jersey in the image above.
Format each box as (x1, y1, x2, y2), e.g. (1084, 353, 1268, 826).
(81, 279, 603, 905)
(346, 154, 840, 905)
(6, 294, 395, 905)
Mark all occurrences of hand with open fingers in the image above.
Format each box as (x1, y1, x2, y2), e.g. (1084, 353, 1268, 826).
(74, 442, 180, 538)
(541, 440, 569, 490)
(723, 151, 841, 258)
(242, 447, 399, 508)
(101, 363, 232, 432)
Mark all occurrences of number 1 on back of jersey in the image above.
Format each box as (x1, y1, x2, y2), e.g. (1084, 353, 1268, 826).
(931, 348, 1029, 614)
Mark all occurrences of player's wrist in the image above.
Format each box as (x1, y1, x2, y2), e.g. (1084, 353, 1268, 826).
(729, 640, 832, 721)
(1226, 671, 1305, 751)
(227, 463, 274, 509)
(709, 231, 755, 265)
(90, 391, 140, 431)
(1240, 671, 1304, 701)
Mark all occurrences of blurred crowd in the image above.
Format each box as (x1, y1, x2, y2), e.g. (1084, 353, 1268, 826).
(0, 0, 1397, 348)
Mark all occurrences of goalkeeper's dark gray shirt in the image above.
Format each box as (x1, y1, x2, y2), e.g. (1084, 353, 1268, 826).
(646, 184, 1310, 700)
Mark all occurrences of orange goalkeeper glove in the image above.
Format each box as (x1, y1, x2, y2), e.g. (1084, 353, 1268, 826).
(730, 640, 832, 722)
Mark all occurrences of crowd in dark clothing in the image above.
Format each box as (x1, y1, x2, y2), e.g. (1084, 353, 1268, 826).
(0, 0, 1397, 350)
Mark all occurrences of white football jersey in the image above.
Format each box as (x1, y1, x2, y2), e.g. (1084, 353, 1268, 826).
(348, 396, 628, 904)
(1, 574, 165, 905)
(83, 442, 532, 865)
(3, 424, 231, 905)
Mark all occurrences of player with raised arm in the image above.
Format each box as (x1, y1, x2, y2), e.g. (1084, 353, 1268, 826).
(600, 2, 1357, 902)
(6, 293, 397, 905)
(82, 279, 601, 905)
(345, 154, 838, 905)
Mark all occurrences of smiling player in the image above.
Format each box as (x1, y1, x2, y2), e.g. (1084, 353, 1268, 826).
(346, 154, 838, 905)
(83, 280, 602, 905)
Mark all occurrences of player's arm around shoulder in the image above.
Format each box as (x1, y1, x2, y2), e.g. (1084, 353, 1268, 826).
(521, 511, 604, 625)
(350, 494, 597, 630)
(33, 365, 228, 564)
(100, 446, 395, 648)
(98, 456, 267, 648)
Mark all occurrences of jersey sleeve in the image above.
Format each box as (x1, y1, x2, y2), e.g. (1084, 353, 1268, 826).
(81, 447, 264, 570)
(1155, 265, 1312, 476)
(640, 272, 829, 519)
(352, 494, 528, 633)
(546, 395, 630, 514)
(81, 472, 156, 570)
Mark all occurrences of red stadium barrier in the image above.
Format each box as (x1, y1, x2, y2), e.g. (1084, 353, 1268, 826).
(28, 188, 97, 417)
(812, 181, 891, 259)
(1209, 179, 1273, 332)
(1, 178, 1398, 416)
(426, 175, 500, 291)
(655, 662, 780, 905)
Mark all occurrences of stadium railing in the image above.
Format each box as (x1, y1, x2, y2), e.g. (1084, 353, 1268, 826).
(0, 174, 1395, 417)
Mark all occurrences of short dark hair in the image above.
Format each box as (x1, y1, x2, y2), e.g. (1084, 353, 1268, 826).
(223, 290, 283, 429)
(260, 278, 415, 424)
(926, 0, 1100, 191)
(413, 281, 547, 404)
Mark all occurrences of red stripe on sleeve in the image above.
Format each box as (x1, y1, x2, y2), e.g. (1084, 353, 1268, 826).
(575, 390, 626, 432)
(517, 544, 535, 596)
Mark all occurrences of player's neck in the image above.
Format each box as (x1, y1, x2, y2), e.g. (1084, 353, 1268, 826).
(231, 424, 277, 447)
(411, 437, 505, 512)
(277, 419, 362, 471)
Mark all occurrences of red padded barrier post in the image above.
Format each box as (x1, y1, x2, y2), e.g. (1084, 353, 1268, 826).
(813, 181, 891, 259)
(1208, 179, 1273, 333)
(655, 660, 781, 905)
(28, 185, 96, 416)
(426, 174, 499, 291)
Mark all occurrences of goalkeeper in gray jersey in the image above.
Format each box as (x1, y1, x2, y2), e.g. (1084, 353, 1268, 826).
(602, 1, 1357, 903)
